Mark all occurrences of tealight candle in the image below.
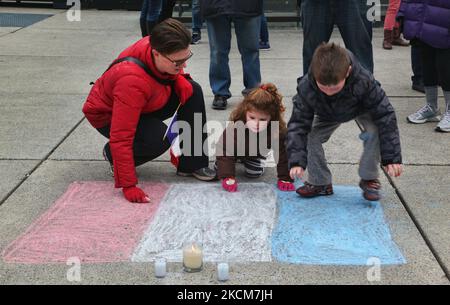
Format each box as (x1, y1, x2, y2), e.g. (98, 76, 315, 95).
(183, 242, 203, 272)
(217, 263, 229, 281)
(154, 257, 167, 278)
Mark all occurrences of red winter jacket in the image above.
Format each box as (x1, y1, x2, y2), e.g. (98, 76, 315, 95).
(82, 37, 193, 188)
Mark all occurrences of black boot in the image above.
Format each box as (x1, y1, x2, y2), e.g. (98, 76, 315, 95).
(140, 19, 148, 37)
(146, 20, 158, 36)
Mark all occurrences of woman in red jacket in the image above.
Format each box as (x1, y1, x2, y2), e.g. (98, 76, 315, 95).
(83, 19, 215, 204)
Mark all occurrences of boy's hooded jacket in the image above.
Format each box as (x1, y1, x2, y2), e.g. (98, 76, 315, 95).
(287, 51, 402, 170)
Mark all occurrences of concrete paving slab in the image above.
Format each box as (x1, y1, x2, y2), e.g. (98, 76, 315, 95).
(0, 27, 20, 36)
(0, 28, 140, 57)
(31, 10, 141, 32)
(391, 165, 450, 276)
(0, 93, 85, 159)
(0, 55, 106, 95)
(0, 161, 447, 284)
(391, 97, 450, 165)
(0, 160, 38, 203)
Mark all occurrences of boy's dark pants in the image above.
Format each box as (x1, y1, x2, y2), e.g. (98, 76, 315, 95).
(306, 113, 380, 185)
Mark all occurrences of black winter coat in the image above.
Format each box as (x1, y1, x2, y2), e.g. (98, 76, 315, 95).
(200, 0, 263, 19)
(287, 51, 402, 169)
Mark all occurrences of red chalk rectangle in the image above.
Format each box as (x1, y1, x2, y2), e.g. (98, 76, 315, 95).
(2, 181, 169, 264)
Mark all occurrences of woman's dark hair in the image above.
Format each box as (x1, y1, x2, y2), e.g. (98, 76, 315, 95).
(150, 18, 191, 55)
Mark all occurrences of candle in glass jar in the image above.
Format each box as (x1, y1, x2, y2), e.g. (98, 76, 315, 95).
(183, 242, 203, 272)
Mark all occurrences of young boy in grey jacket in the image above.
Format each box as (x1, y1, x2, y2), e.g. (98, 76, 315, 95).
(287, 43, 403, 201)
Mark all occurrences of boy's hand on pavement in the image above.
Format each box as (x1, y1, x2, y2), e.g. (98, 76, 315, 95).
(384, 164, 403, 178)
(222, 177, 238, 192)
(290, 166, 305, 181)
(123, 186, 150, 203)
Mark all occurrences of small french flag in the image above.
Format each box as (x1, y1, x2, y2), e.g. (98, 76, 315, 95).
(163, 105, 182, 168)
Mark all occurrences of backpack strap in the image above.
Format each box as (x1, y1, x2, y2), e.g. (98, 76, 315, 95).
(90, 56, 174, 86)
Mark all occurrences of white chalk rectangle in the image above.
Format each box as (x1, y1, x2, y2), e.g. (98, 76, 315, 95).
(132, 183, 277, 262)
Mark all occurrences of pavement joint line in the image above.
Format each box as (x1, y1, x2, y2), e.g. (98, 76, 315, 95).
(0, 10, 66, 39)
(384, 172, 450, 282)
(0, 116, 85, 207)
(354, 120, 450, 282)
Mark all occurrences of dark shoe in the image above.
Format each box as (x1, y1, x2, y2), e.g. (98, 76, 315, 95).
(177, 167, 217, 181)
(241, 88, 253, 97)
(259, 41, 271, 50)
(392, 27, 410, 46)
(359, 179, 381, 201)
(383, 29, 393, 50)
(103, 146, 114, 177)
(412, 81, 425, 93)
(191, 31, 201, 44)
(212, 96, 228, 110)
(140, 19, 148, 37)
(296, 181, 333, 198)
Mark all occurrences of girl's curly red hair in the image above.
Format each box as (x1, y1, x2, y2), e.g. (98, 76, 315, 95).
(229, 83, 287, 135)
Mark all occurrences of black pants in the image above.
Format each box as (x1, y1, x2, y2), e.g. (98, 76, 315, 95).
(159, 0, 176, 22)
(417, 40, 450, 91)
(97, 81, 209, 173)
(411, 44, 423, 85)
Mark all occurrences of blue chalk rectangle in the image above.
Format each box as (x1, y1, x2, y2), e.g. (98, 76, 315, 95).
(271, 185, 406, 265)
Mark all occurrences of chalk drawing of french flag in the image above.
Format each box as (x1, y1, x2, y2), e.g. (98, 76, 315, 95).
(164, 106, 182, 168)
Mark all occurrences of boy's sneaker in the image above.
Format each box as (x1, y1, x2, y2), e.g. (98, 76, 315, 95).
(435, 112, 450, 132)
(296, 181, 333, 198)
(407, 104, 441, 124)
(191, 31, 201, 45)
(212, 95, 228, 110)
(259, 41, 271, 50)
(177, 167, 217, 181)
(103, 147, 114, 177)
(359, 179, 381, 201)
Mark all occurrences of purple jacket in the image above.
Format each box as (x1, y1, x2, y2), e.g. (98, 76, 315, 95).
(398, 0, 450, 49)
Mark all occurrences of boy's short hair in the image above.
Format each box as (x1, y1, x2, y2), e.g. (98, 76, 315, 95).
(311, 42, 351, 86)
(150, 18, 191, 55)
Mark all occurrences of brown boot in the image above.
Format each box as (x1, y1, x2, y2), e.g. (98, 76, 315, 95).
(392, 27, 409, 46)
(383, 30, 393, 50)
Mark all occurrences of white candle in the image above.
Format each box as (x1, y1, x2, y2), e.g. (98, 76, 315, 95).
(183, 242, 203, 272)
(154, 257, 167, 278)
(217, 263, 229, 281)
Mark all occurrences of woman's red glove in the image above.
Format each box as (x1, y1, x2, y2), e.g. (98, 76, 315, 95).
(174, 74, 193, 105)
(277, 180, 295, 192)
(222, 177, 238, 192)
(122, 186, 150, 203)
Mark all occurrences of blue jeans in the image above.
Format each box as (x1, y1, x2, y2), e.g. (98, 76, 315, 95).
(206, 15, 261, 98)
(140, 0, 162, 22)
(301, 0, 374, 74)
(260, 13, 269, 43)
(192, 0, 203, 32)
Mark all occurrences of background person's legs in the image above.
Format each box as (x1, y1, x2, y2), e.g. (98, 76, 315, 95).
(301, 0, 334, 75)
(336, 0, 374, 73)
(206, 16, 232, 99)
(234, 16, 262, 94)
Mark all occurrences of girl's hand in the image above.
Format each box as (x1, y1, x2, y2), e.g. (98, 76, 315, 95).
(383, 164, 403, 178)
(122, 186, 150, 203)
(277, 180, 295, 192)
(289, 166, 305, 181)
(222, 177, 238, 192)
